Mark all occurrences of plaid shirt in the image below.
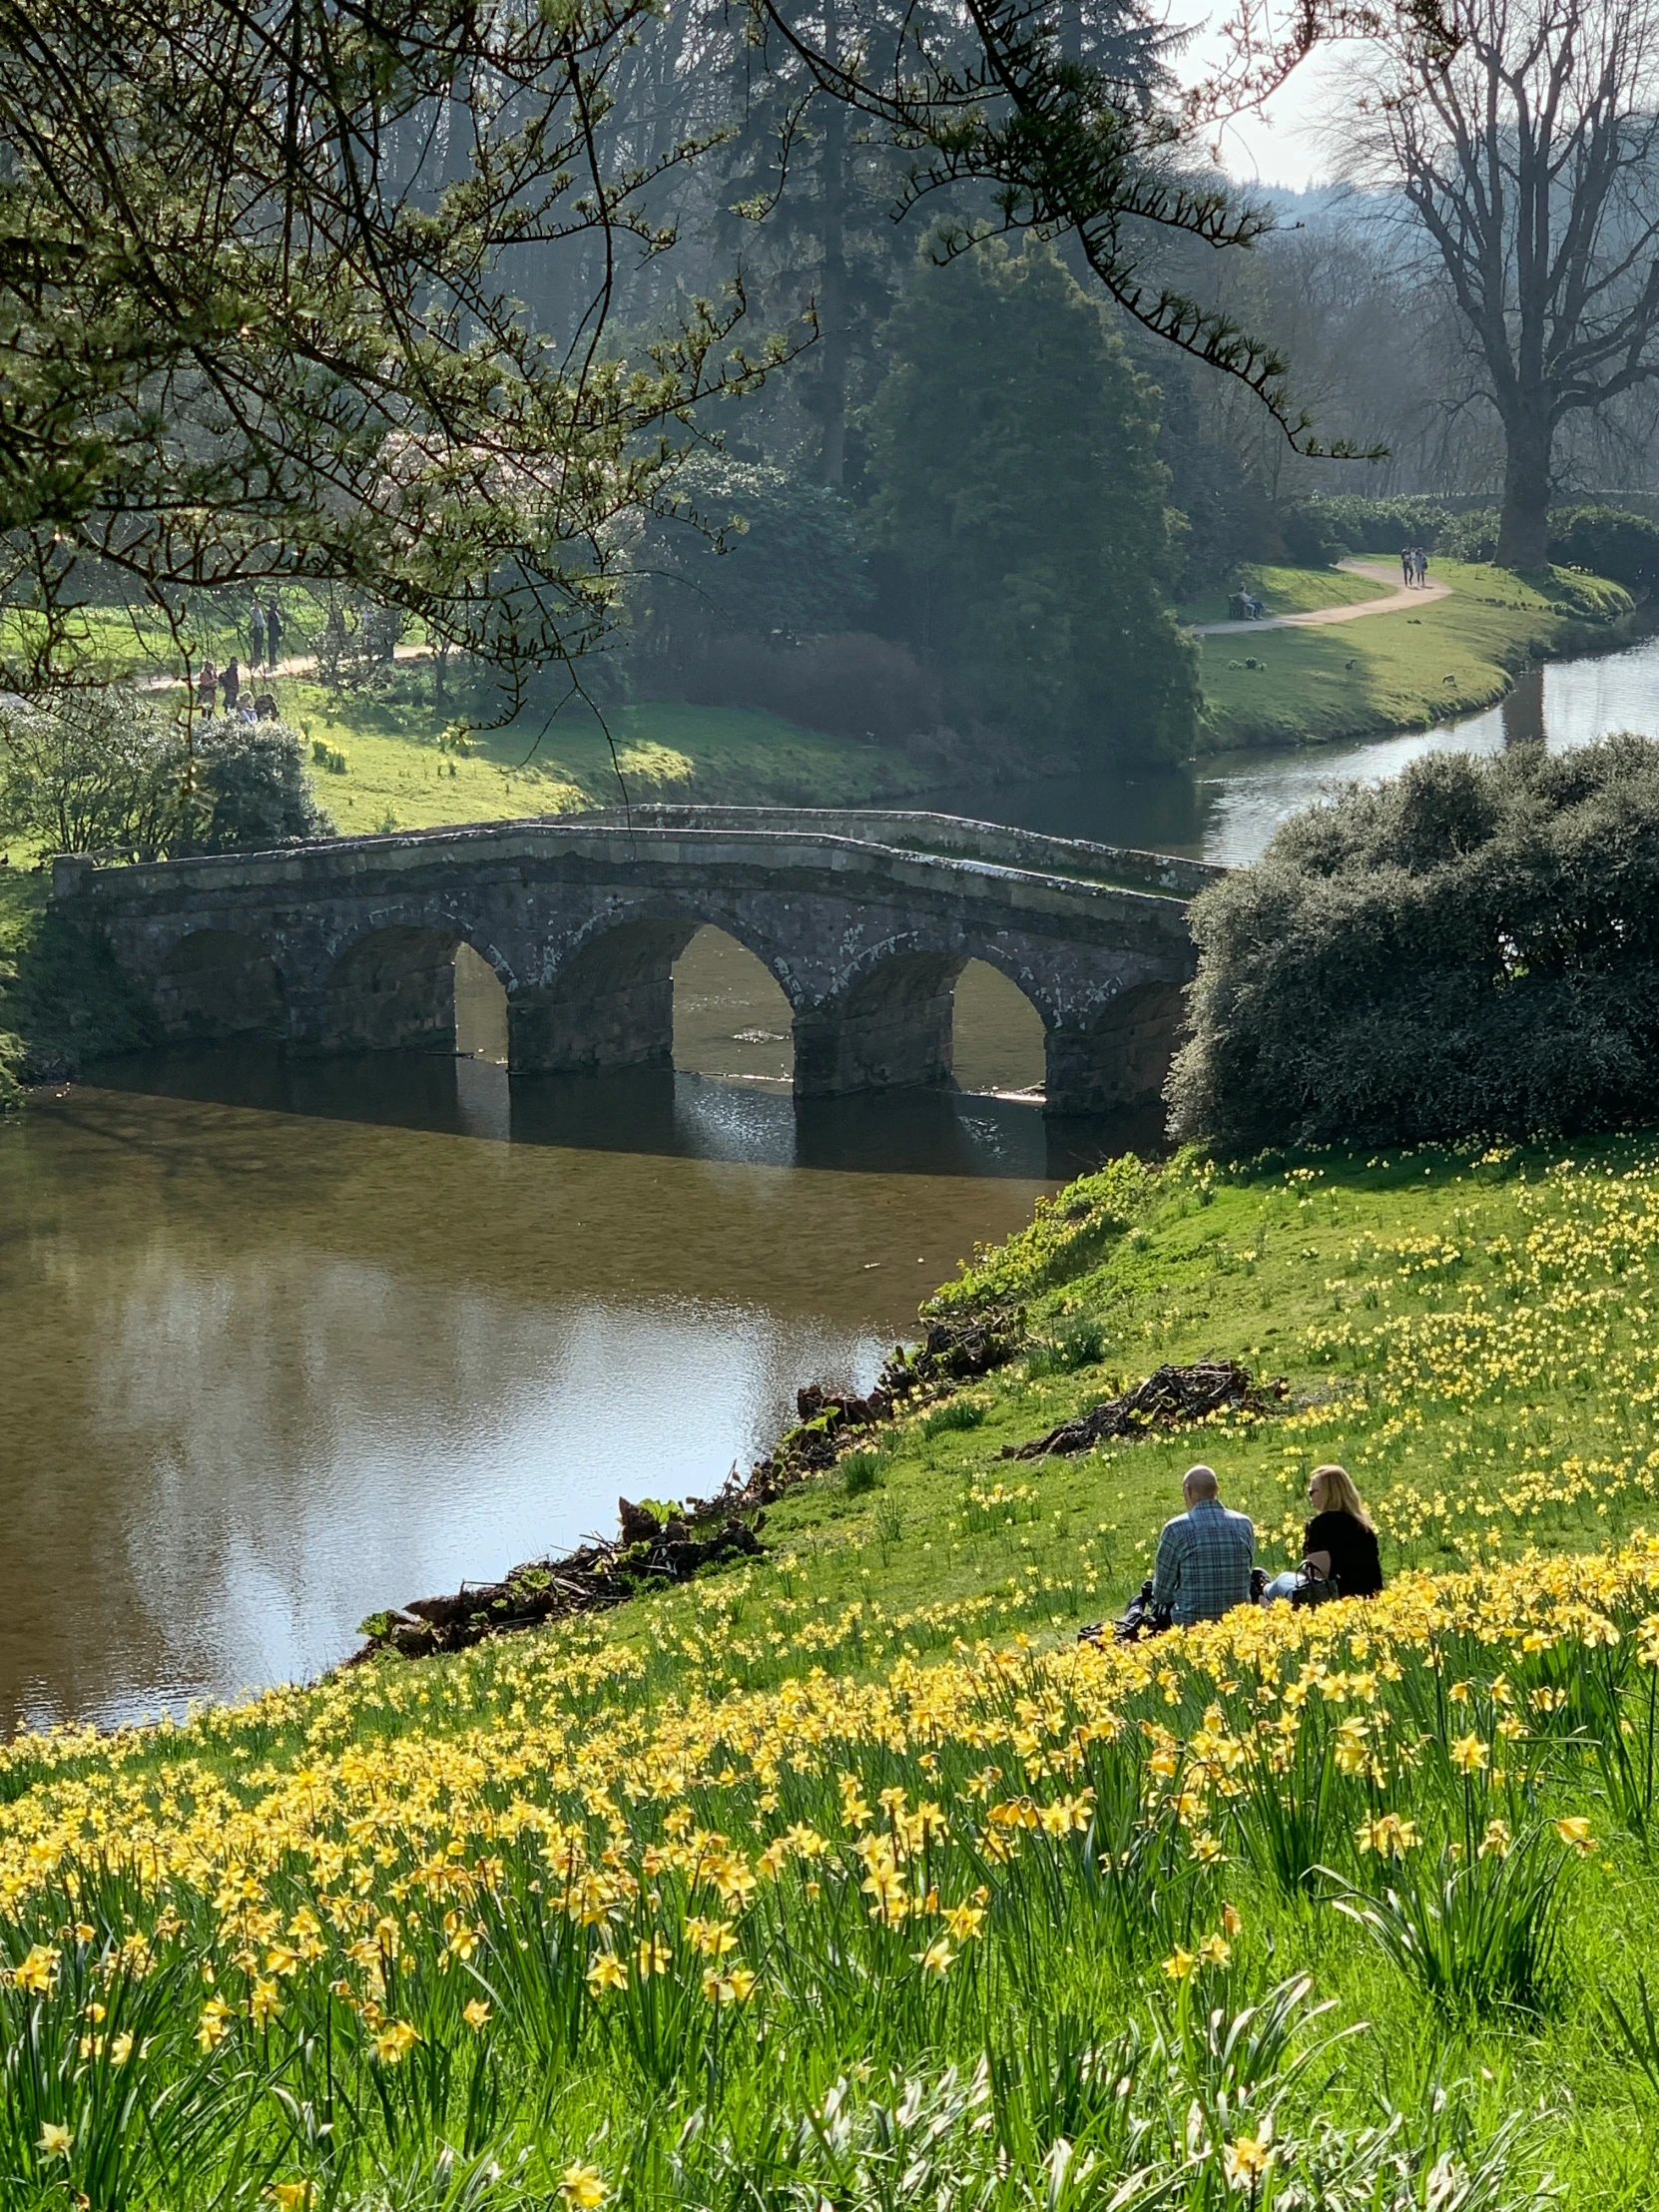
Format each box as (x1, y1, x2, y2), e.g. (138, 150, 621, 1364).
(1150, 1499, 1256, 1625)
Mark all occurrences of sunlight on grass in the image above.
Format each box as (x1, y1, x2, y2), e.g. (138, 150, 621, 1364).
(1178, 562, 1385, 626)
(1, 1143, 1658, 2201)
(1199, 560, 1636, 747)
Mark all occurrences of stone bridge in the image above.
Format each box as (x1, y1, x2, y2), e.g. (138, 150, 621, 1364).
(51, 806, 1222, 1116)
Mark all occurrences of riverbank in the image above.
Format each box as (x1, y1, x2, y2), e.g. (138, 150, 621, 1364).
(1197, 557, 1638, 747)
(3, 1140, 1659, 2205)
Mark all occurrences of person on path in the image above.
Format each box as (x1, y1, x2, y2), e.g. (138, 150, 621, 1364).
(196, 661, 218, 717)
(1413, 546, 1429, 587)
(221, 657, 241, 713)
(1400, 546, 1412, 587)
(251, 604, 265, 669)
(265, 599, 282, 671)
(1149, 1464, 1256, 1626)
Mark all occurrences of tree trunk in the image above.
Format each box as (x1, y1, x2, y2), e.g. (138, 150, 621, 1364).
(1494, 401, 1552, 570)
(817, 0, 848, 487)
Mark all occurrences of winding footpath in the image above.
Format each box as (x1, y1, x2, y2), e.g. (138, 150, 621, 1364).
(1190, 557, 1451, 637)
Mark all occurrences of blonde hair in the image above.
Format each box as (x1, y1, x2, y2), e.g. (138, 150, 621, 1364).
(1312, 1463, 1374, 1530)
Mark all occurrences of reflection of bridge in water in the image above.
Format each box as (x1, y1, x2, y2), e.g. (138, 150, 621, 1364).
(54, 807, 1220, 1118)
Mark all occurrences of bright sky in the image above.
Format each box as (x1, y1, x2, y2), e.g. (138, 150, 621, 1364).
(1181, 25, 1360, 195)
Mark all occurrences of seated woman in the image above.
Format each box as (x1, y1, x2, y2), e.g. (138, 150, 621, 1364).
(1262, 1463, 1382, 1601)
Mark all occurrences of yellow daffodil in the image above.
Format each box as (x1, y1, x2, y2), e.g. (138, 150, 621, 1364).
(370, 2020, 419, 2064)
(586, 1951, 629, 1995)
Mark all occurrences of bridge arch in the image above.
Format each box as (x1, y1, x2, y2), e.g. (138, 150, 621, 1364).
(153, 927, 288, 1041)
(1044, 977, 1189, 1116)
(952, 958, 1048, 1097)
(320, 923, 515, 1055)
(672, 924, 795, 1087)
(511, 902, 799, 1078)
(793, 934, 1058, 1099)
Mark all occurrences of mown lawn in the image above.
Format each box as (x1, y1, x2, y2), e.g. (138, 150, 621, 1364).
(6, 1141, 1659, 2209)
(1199, 560, 1637, 747)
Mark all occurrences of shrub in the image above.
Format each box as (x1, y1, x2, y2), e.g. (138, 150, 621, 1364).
(1303, 496, 1659, 586)
(1437, 507, 1500, 562)
(1548, 505, 1659, 593)
(0, 689, 181, 855)
(193, 720, 334, 851)
(1168, 737, 1659, 1150)
(1277, 502, 1349, 567)
(0, 691, 332, 856)
(1301, 495, 1457, 554)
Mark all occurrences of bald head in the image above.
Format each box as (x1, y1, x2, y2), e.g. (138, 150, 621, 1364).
(1183, 1464, 1220, 1503)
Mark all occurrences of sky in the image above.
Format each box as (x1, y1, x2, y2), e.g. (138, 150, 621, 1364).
(1181, 25, 1360, 196)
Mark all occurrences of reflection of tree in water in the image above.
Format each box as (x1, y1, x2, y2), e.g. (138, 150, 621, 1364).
(1501, 671, 1545, 750)
(2, 1068, 1064, 1725)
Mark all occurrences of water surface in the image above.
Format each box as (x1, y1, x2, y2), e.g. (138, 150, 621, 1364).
(2, 933, 1112, 1732)
(920, 630, 1659, 864)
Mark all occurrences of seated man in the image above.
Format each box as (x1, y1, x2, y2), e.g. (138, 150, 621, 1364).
(1150, 1464, 1256, 1626)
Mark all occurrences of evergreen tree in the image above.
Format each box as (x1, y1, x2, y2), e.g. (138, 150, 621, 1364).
(865, 242, 1197, 762)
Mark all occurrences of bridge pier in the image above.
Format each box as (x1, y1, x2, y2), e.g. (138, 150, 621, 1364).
(1044, 981, 1187, 1116)
(509, 917, 698, 1076)
(793, 952, 959, 1097)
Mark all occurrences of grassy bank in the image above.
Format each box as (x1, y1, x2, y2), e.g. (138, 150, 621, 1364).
(6, 1143, 1659, 2206)
(1198, 560, 1637, 748)
(276, 679, 951, 835)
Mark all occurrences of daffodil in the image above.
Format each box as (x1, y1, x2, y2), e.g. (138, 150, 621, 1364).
(370, 2019, 419, 2064)
(586, 1951, 629, 1995)
(1223, 2132, 1273, 2189)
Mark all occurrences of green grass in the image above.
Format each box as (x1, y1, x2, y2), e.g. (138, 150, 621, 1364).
(1199, 560, 1638, 748)
(276, 678, 944, 834)
(1178, 561, 1385, 626)
(3, 1144, 1659, 2205)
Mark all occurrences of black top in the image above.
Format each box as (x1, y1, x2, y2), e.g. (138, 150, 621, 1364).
(1305, 1510, 1382, 1598)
